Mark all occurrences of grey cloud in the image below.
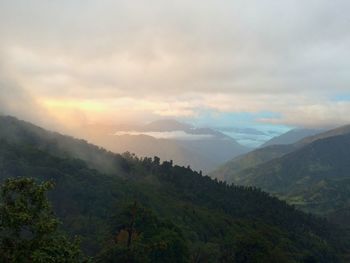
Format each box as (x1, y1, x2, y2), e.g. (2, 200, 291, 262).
(0, 0, 350, 126)
(0, 58, 36, 118)
(0, 54, 63, 129)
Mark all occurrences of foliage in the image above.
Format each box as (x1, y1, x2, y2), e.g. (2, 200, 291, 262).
(97, 201, 189, 263)
(210, 144, 295, 183)
(227, 134, 350, 216)
(0, 177, 87, 262)
(0, 115, 348, 262)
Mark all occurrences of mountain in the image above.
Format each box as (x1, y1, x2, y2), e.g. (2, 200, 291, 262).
(211, 144, 297, 182)
(230, 133, 350, 216)
(296, 124, 350, 146)
(261, 128, 324, 147)
(94, 134, 220, 172)
(211, 123, 350, 230)
(85, 119, 250, 173)
(210, 124, 350, 183)
(142, 119, 193, 131)
(0, 115, 348, 262)
(0, 115, 128, 175)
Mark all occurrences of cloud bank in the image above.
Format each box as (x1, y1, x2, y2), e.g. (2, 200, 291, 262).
(114, 131, 214, 141)
(0, 0, 350, 128)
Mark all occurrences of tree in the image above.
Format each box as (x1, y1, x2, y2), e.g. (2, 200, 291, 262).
(0, 177, 87, 263)
(153, 156, 161, 166)
(97, 201, 189, 263)
(231, 233, 290, 263)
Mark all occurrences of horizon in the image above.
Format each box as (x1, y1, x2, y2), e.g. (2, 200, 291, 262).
(1, 0, 350, 146)
(1, 2, 350, 261)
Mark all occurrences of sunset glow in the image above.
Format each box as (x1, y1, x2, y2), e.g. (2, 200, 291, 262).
(1, 0, 350, 134)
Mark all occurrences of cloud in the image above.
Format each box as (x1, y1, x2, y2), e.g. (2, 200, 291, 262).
(259, 101, 350, 128)
(0, 52, 73, 131)
(0, 57, 39, 121)
(0, 0, 350, 128)
(114, 130, 214, 140)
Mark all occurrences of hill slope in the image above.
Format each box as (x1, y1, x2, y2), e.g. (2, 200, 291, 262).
(0, 115, 347, 262)
(210, 124, 350, 183)
(261, 128, 323, 147)
(0, 115, 128, 175)
(85, 119, 250, 173)
(210, 144, 297, 182)
(232, 133, 350, 217)
(296, 124, 350, 146)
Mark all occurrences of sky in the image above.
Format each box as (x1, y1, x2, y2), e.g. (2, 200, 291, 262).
(1, 0, 350, 142)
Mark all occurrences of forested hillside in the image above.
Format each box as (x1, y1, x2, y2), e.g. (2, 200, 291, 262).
(211, 124, 350, 186)
(83, 119, 250, 174)
(210, 144, 296, 182)
(0, 116, 349, 262)
(229, 133, 350, 217)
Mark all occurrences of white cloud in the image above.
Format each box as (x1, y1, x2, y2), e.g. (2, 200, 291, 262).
(0, 0, 350, 128)
(114, 130, 213, 140)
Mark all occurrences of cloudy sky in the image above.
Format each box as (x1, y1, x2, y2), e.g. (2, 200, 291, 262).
(1, 0, 350, 137)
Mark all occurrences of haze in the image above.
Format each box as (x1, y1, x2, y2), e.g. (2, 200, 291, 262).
(1, 0, 350, 138)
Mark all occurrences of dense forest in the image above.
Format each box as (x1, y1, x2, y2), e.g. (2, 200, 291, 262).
(213, 131, 350, 218)
(211, 124, 350, 185)
(0, 116, 349, 262)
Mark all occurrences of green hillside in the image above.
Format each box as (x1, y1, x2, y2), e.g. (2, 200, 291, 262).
(0, 116, 348, 262)
(211, 124, 350, 187)
(231, 133, 350, 217)
(210, 144, 296, 182)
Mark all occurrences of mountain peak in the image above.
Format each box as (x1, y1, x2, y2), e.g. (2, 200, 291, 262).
(261, 128, 324, 147)
(143, 119, 193, 132)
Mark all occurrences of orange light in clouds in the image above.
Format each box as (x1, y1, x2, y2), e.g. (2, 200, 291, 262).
(39, 98, 109, 126)
(42, 98, 107, 112)
(38, 96, 197, 127)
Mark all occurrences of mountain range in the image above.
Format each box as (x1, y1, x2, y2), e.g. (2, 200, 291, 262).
(260, 128, 324, 147)
(83, 119, 250, 173)
(0, 115, 348, 262)
(211, 124, 350, 224)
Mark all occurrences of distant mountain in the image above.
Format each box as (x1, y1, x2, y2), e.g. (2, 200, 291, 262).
(142, 119, 193, 131)
(296, 124, 350, 146)
(261, 128, 324, 147)
(211, 144, 297, 182)
(232, 133, 350, 216)
(86, 119, 250, 173)
(0, 115, 347, 261)
(211, 124, 350, 183)
(0, 115, 128, 175)
(211, 128, 324, 182)
(215, 126, 272, 148)
(211, 124, 350, 224)
(94, 134, 220, 172)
